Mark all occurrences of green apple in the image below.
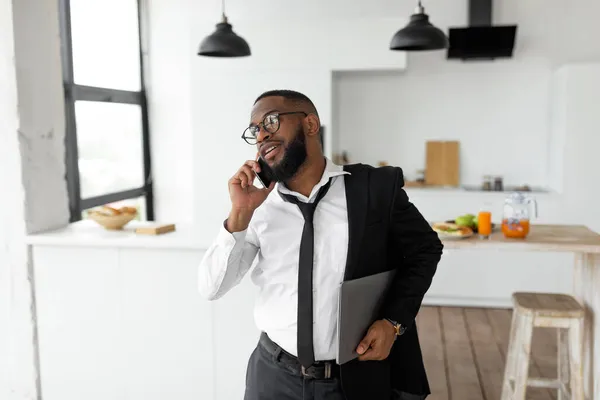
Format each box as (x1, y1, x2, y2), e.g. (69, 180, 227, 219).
(455, 214, 474, 227)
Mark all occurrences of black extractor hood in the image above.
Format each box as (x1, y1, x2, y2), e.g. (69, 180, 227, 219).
(447, 0, 517, 60)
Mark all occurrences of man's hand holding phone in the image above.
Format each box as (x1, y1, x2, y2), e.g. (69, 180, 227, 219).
(226, 158, 275, 233)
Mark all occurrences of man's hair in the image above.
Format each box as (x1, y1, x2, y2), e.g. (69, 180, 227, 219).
(254, 89, 319, 117)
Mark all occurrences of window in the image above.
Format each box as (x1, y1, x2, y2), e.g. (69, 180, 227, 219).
(58, 0, 154, 222)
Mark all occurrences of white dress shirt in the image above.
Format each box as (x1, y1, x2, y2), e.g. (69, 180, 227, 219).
(198, 158, 350, 360)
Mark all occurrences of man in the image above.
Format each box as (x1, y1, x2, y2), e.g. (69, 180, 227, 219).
(198, 89, 443, 400)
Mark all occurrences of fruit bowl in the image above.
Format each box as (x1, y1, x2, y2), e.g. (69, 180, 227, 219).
(88, 206, 137, 230)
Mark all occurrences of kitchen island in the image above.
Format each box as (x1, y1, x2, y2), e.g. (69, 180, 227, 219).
(405, 186, 575, 309)
(25, 220, 599, 400)
(442, 224, 600, 398)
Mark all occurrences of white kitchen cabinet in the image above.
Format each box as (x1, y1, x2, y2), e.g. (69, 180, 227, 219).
(34, 247, 124, 400)
(32, 231, 219, 400)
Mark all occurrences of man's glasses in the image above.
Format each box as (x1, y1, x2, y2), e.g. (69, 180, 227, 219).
(242, 111, 307, 145)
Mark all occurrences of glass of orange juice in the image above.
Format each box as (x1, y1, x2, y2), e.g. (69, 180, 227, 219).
(478, 207, 492, 239)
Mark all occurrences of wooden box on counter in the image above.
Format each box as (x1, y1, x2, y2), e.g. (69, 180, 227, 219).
(425, 140, 460, 186)
(135, 224, 176, 235)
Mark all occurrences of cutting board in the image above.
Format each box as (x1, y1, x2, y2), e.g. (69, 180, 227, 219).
(135, 224, 176, 235)
(425, 141, 460, 186)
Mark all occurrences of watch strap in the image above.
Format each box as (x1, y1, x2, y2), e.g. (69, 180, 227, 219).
(385, 318, 406, 336)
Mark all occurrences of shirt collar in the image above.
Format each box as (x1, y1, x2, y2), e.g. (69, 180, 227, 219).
(276, 157, 350, 203)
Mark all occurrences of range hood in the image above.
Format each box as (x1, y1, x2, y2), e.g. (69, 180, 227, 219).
(447, 0, 517, 60)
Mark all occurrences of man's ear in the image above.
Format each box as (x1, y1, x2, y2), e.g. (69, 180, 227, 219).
(305, 114, 321, 137)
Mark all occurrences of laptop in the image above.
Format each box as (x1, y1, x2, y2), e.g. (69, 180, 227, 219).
(336, 269, 397, 364)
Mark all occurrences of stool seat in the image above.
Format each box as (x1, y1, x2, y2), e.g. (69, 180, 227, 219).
(512, 292, 585, 318)
(502, 292, 585, 400)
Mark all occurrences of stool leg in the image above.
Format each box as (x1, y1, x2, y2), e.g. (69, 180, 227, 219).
(557, 328, 570, 400)
(501, 310, 520, 400)
(512, 313, 534, 400)
(568, 318, 584, 400)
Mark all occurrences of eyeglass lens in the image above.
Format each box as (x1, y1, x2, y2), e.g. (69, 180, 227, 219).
(243, 114, 280, 144)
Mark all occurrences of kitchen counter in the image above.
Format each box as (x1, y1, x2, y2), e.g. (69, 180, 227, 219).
(25, 220, 209, 250)
(442, 224, 600, 253)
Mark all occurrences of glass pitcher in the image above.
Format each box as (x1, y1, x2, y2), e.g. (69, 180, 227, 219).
(501, 192, 538, 239)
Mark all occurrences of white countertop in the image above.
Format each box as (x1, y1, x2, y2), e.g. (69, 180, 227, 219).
(442, 224, 600, 254)
(25, 220, 210, 250)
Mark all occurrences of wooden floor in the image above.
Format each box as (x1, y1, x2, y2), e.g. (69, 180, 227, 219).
(417, 306, 558, 400)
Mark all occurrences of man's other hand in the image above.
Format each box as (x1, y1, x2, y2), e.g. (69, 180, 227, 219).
(356, 319, 396, 361)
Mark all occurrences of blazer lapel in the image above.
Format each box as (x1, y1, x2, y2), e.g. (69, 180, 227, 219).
(343, 164, 368, 281)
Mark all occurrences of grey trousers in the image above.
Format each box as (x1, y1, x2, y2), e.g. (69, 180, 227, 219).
(243, 342, 427, 400)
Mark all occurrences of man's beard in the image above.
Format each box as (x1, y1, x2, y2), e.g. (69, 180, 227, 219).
(270, 127, 307, 183)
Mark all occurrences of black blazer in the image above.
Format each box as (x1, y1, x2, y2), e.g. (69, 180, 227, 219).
(339, 163, 444, 400)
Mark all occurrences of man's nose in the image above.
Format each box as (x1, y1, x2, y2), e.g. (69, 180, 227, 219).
(256, 127, 272, 144)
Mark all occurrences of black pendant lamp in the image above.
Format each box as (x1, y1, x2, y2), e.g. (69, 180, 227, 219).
(390, 1, 448, 51)
(198, 0, 250, 57)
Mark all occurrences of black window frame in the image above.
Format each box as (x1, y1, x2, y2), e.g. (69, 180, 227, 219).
(58, 0, 154, 222)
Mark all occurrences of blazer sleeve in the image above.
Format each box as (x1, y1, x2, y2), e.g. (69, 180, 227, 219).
(380, 167, 444, 330)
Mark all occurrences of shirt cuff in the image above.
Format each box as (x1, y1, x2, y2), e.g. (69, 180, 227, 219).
(220, 218, 248, 244)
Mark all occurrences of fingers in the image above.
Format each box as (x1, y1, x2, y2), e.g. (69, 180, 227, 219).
(357, 327, 376, 355)
(356, 321, 394, 361)
(357, 345, 377, 361)
(245, 159, 260, 172)
(357, 337, 389, 361)
(231, 161, 260, 189)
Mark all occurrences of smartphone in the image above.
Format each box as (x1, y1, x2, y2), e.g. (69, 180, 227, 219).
(255, 157, 275, 189)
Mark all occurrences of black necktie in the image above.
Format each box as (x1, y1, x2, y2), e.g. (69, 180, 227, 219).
(279, 179, 332, 367)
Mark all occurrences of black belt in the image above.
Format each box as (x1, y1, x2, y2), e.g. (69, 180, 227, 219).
(259, 332, 340, 380)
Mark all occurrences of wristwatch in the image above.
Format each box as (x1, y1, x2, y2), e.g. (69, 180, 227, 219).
(385, 318, 406, 337)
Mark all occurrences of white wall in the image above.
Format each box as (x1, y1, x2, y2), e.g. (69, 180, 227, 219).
(334, 0, 600, 188)
(554, 64, 600, 234)
(0, 1, 20, 397)
(334, 58, 552, 187)
(144, 0, 196, 224)
(1, 0, 70, 398)
(145, 0, 600, 227)
(11, 0, 70, 232)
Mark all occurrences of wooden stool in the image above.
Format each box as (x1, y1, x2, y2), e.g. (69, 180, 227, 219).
(501, 292, 585, 400)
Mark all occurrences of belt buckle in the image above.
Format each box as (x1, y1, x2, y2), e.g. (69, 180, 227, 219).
(301, 363, 332, 379)
(301, 365, 311, 378)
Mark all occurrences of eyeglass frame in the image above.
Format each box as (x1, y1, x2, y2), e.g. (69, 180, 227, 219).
(241, 111, 308, 145)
